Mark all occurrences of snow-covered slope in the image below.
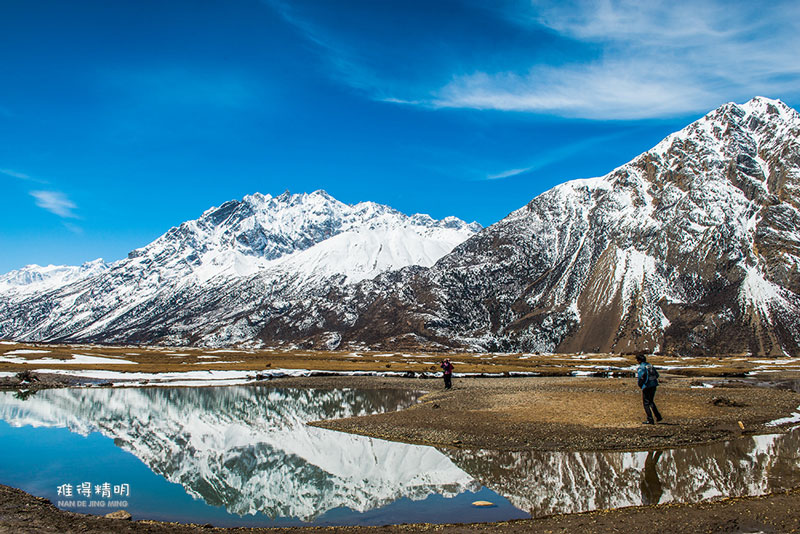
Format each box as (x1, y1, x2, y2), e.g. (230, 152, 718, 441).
(0, 387, 478, 520)
(123, 189, 479, 283)
(0, 259, 108, 297)
(273, 224, 475, 285)
(0, 190, 479, 346)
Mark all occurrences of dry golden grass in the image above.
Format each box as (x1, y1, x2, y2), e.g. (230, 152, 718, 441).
(0, 340, 798, 377)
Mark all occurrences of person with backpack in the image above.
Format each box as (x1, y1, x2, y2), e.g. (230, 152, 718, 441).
(636, 354, 662, 424)
(440, 358, 454, 390)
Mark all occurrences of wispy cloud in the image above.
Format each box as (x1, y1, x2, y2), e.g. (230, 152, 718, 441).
(62, 222, 84, 234)
(263, 0, 389, 98)
(2, 168, 50, 184)
(480, 130, 630, 181)
(267, 0, 800, 119)
(1, 168, 31, 180)
(486, 167, 531, 180)
(432, 0, 800, 119)
(30, 190, 79, 219)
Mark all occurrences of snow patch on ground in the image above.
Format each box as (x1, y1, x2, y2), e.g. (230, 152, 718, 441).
(739, 266, 785, 318)
(767, 406, 800, 426)
(0, 354, 136, 365)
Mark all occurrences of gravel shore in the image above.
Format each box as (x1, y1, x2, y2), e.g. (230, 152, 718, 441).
(2, 484, 800, 534)
(295, 374, 800, 451)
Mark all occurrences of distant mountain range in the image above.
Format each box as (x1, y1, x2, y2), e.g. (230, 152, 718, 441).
(1, 97, 798, 356)
(0, 191, 480, 347)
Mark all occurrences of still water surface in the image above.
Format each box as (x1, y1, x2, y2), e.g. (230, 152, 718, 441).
(0, 386, 799, 526)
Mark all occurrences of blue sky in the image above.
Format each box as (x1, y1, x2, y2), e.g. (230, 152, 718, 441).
(2, 0, 799, 272)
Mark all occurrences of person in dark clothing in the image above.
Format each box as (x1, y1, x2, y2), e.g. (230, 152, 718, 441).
(440, 358, 454, 389)
(636, 354, 662, 424)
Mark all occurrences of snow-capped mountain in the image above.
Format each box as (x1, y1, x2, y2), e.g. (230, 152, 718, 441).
(0, 190, 479, 345)
(407, 96, 800, 355)
(251, 97, 800, 356)
(123, 190, 480, 283)
(0, 387, 478, 520)
(0, 259, 108, 297)
(2, 97, 799, 355)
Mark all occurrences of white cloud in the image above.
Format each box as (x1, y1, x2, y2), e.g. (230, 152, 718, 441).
(30, 190, 79, 219)
(434, 62, 718, 119)
(1, 169, 32, 180)
(264, 0, 800, 119)
(432, 0, 800, 118)
(486, 167, 531, 180)
(480, 130, 629, 181)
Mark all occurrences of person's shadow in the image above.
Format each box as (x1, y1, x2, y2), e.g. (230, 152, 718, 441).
(640, 450, 664, 505)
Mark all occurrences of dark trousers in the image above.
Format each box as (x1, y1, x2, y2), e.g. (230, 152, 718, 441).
(642, 386, 662, 422)
(444, 374, 452, 389)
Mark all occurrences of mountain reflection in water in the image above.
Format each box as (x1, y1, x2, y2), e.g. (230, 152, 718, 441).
(0, 386, 479, 520)
(2, 386, 799, 525)
(445, 430, 800, 517)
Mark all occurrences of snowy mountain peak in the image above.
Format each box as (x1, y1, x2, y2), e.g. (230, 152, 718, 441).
(123, 190, 480, 280)
(733, 96, 798, 121)
(408, 97, 800, 356)
(0, 259, 108, 296)
(650, 96, 800, 163)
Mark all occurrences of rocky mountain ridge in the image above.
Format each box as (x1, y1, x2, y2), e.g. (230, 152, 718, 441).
(0, 259, 108, 297)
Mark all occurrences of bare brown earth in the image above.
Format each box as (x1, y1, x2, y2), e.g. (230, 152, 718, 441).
(305, 375, 800, 451)
(2, 483, 800, 534)
(2, 341, 800, 532)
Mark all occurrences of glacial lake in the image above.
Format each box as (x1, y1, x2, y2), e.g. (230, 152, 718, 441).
(1, 385, 799, 527)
